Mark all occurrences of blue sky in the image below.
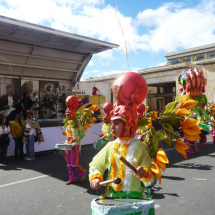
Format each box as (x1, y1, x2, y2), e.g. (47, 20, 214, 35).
(0, 0, 215, 80)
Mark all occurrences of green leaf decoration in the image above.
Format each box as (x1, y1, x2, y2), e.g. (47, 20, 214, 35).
(161, 102, 179, 115)
(161, 112, 183, 119)
(146, 127, 169, 158)
(161, 123, 176, 148)
(138, 118, 150, 130)
(200, 94, 208, 106)
(161, 116, 182, 125)
(175, 96, 179, 102)
(204, 115, 211, 122)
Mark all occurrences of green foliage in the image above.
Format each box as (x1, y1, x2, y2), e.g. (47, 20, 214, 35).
(138, 118, 150, 131)
(161, 102, 178, 116)
(175, 96, 180, 102)
(161, 123, 176, 148)
(146, 127, 169, 158)
(161, 116, 182, 125)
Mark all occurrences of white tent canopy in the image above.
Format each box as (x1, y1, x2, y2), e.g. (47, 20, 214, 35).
(0, 15, 119, 84)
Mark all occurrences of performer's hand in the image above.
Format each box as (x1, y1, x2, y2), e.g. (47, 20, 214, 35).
(99, 134, 103, 137)
(90, 178, 101, 189)
(8, 132, 10, 135)
(62, 131, 67, 136)
(134, 166, 147, 179)
(178, 69, 207, 97)
(177, 74, 183, 94)
(71, 139, 76, 143)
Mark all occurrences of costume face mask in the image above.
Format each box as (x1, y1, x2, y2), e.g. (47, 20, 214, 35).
(112, 72, 148, 137)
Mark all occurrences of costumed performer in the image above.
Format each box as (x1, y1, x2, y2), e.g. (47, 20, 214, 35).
(62, 95, 96, 185)
(178, 68, 208, 154)
(90, 72, 157, 201)
(136, 103, 146, 142)
(89, 72, 203, 214)
(99, 102, 114, 142)
(210, 112, 215, 144)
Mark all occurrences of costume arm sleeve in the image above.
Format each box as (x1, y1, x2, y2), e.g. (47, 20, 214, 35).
(89, 142, 111, 182)
(138, 144, 156, 187)
(10, 123, 16, 138)
(105, 124, 113, 141)
(76, 123, 85, 142)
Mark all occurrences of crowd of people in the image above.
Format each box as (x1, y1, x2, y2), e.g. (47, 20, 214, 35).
(0, 109, 44, 164)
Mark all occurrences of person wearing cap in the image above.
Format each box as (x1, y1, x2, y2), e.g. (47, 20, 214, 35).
(23, 110, 44, 161)
(11, 114, 26, 159)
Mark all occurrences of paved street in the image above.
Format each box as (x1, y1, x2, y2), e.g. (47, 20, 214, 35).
(0, 137, 215, 215)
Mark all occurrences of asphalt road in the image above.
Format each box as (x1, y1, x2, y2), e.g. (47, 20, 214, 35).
(0, 137, 215, 215)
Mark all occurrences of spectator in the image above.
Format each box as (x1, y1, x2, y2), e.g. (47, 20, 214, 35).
(23, 110, 44, 161)
(11, 114, 26, 159)
(0, 116, 10, 164)
(20, 92, 37, 120)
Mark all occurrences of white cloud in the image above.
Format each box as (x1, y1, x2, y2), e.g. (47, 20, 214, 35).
(136, 1, 215, 52)
(0, 0, 214, 56)
(88, 61, 95, 66)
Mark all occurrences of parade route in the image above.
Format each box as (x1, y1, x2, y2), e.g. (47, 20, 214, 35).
(0, 138, 215, 215)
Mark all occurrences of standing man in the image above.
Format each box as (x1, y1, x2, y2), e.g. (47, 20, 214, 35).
(23, 110, 44, 161)
(11, 114, 26, 159)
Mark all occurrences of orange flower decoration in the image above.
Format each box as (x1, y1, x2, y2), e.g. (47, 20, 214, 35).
(180, 118, 202, 141)
(179, 93, 198, 109)
(151, 111, 158, 121)
(91, 105, 99, 111)
(155, 148, 169, 172)
(151, 162, 161, 184)
(89, 117, 97, 124)
(175, 109, 193, 115)
(146, 119, 153, 129)
(84, 122, 91, 131)
(175, 138, 190, 159)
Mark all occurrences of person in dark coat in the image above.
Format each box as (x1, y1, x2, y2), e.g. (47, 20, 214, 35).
(0, 116, 10, 164)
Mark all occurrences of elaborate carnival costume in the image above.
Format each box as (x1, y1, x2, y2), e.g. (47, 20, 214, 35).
(178, 68, 210, 152)
(59, 95, 96, 184)
(101, 102, 114, 142)
(210, 115, 215, 144)
(89, 72, 202, 215)
(136, 103, 146, 142)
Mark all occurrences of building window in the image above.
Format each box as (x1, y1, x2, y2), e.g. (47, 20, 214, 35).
(210, 53, 215, 58)
(183, 58, 191, 62)
(196, 55, 204, 61)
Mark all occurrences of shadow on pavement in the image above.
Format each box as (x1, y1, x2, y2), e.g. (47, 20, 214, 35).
(161, 175, 185, 180)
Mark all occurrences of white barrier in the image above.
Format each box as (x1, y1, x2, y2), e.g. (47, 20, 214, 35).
(7, 123, 102, 157)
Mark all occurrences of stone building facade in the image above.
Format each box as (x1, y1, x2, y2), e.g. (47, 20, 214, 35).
(85, 43, 215, 111)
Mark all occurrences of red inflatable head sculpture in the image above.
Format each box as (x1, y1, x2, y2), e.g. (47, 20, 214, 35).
(65, 95, 79, 119)
(137, 103, 146, 119)
(112, 72, 148, 137)
(103, 102, 114, 122)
